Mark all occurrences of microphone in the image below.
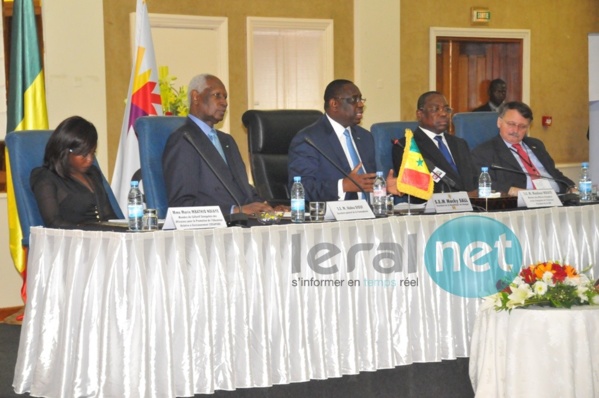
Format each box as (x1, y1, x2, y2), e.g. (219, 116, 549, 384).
(392, 139, 457, 191)
(183, 132, 248, 226)
(304, 137, 370, 201)
(423, 158, 457, 192)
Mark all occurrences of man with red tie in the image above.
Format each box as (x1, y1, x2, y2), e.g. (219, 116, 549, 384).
(471, 101, 576, 196)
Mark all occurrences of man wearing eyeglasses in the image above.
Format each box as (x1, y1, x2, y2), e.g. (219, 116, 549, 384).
(288, 79, 398, 202)
(471, 101, 575, 196)
(392, 91, 478, 197)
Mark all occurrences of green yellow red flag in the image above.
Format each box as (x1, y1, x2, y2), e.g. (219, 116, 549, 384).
(396, 129, 434, 200)
(5, 0, 49, 275)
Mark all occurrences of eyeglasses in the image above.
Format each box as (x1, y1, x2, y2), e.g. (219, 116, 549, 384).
(500, 118, 529, 131)
(420, 106, 453, 114)
(335, 96, 366, 104)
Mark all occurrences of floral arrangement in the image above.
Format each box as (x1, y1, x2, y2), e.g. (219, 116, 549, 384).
(158, 66, 189, 116)
(488, 261, 599, 311)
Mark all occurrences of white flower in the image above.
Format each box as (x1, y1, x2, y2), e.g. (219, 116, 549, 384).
(511, 276, 525, 287)
(564, 276, 579, 286)
(577, 286, 590, 302)
(532, 281, 548, 296)
(592, 295, 599, 305)
(542, 271, 555, 286)
(482, 294, 502, 310)
(508, 283, 533, 305)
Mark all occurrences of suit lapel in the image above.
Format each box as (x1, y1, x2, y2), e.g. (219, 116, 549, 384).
(187, 124, 247, 202)
(495, 136, 522, 171)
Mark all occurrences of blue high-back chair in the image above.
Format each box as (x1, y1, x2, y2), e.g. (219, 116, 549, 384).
(371, 121, 419, 174)
(135, 116, 186, 218)
(452, 111, 499, 150)
(5, 130, 123, 247)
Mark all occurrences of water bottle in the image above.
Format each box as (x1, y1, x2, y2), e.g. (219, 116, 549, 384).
(478, 167, 492, 198)
(127, 181, 144, 231)
(579, 162, 592, 202)
(290, 176, 305, 223)
(372, 171, 387, 216)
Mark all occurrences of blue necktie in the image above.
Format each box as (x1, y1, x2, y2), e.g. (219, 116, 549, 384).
(434, 135, 457, 173)
(344, 129, 364, 174)
(208, 128, 227, 164)
(344, 129, 367, 201)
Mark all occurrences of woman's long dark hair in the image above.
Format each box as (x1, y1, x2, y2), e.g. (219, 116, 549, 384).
(43, 116, 98, 178)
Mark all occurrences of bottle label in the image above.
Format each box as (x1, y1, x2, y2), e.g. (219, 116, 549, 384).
(579, 181, 592, 194)
(478, 187, 491, 198)
(373, 187, 386, 198)
(128, 204, 144, 218)
(291, 199, 305, 212)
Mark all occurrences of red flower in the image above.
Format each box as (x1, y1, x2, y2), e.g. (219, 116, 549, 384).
(552, 264, 567, 282)
(520, 266, 537, 284)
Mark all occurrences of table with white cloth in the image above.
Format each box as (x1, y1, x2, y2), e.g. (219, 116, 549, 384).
(469, 306, 599, 398)
(13, 205, 599, 397)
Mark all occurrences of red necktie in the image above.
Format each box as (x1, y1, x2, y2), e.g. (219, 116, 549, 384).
(512, 143, 539, 187)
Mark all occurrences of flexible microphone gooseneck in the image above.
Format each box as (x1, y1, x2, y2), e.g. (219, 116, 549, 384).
(304, 137, 370, 201)
(489, 163, 572, 191)
(183, 132, 248, 226)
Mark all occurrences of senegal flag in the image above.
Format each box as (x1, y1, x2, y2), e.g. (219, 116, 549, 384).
(5, 0, 49, 278)
(396, 129, 433, 200)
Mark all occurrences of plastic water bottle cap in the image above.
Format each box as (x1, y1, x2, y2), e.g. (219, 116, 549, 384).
(131, 181, 139, 187)
(294, 176, 301, 182)
(376, 171, 383, 177)
(481, 167, 488, 172)
(582, 162, 589, 168)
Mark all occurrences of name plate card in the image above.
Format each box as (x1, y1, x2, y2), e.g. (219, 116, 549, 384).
(425, 191, 473, 213)
(326, 199, 375, 221)
(162, 206, 227, 230)
(517, 189, 563, 208)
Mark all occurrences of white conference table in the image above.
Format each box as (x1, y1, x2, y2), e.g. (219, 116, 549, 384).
(470, 306, 599, 398)
(13, 205, 599, 398)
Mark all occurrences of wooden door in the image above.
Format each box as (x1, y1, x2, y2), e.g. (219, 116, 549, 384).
(436, 38, 523, 114)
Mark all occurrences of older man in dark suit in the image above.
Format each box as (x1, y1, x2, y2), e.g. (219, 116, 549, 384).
(392, 91, 478, 197)
(471, 101, 576, 196)
(163, 73, 274, 216)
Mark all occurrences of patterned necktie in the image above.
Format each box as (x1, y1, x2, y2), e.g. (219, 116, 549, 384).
(344, 129, 364, 174)
(434, 135, 458, 173)
(208, 128, 227, 164)
(512, 143, 539, 187)
(343, 128, 367, 201)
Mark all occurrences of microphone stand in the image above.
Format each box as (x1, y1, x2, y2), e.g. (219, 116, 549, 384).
(303, 137, 370, 203)
(183, 132, 248, 227)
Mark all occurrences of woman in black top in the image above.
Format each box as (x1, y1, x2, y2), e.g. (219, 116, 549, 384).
(30, 116, 119, 229)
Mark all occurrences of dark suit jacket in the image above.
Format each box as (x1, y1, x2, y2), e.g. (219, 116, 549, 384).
(162, 118, 263, 214)
(392, 127, 478, 196)
(471, 135, 574, 194)
(287, 115, 376, 202)
(473, 103, 494, 112)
